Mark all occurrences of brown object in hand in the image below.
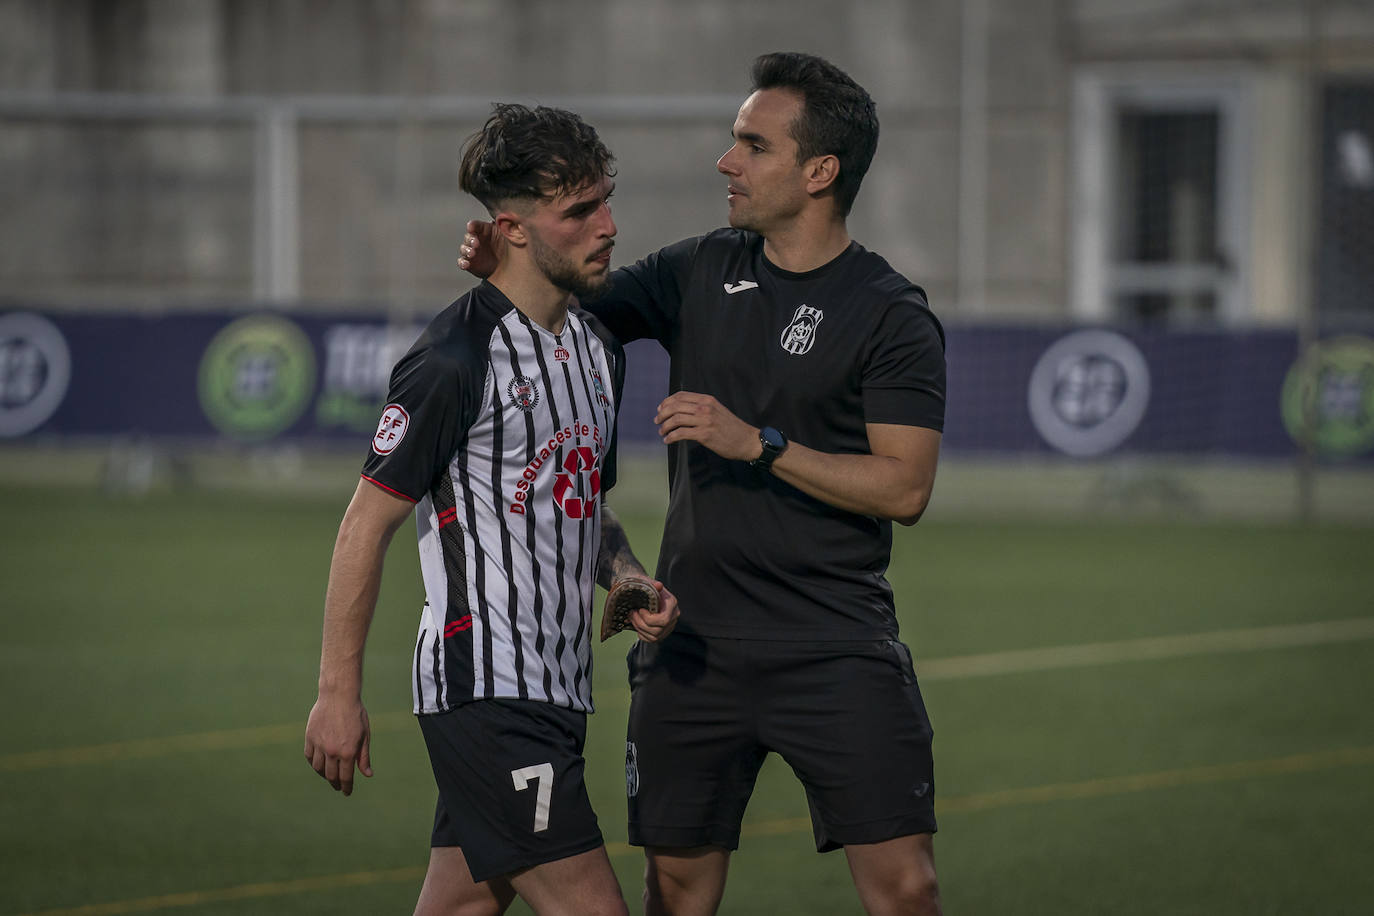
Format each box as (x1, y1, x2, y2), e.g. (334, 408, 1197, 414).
(601, 575, 659, 641)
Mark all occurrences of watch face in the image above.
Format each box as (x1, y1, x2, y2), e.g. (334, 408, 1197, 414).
(760, 427, 785, 451)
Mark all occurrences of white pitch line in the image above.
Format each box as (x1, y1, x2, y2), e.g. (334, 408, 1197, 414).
(3, 619, 1372, 772)
(15, 744, 1374, 916)
(0, 712, 415, 773)
(915, 617, 1374, 681)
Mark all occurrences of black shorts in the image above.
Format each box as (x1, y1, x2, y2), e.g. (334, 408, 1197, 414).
(418, 699, 603, 882)
(625, 634, 936, 853)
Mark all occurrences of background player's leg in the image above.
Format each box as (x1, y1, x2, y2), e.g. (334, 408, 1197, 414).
(413, 846, 517, 916)
(843, 833, 942, 916)
(643, 845, 731, 916)
(507, 845, 629, 916)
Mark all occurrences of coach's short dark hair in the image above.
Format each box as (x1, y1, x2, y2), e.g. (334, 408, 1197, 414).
(459, 103, 615, 213)
(750, 52, 878, 218)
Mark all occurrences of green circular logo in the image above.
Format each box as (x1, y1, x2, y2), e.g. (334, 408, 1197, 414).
(1281, 335, 1374, 458)
(198, 315, 316, 440)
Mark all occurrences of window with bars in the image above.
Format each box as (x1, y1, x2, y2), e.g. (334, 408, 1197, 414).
(1113, 109, 1223, 325)
(1072, 74, 1252, 328)
(1318, 83, 1374, 318)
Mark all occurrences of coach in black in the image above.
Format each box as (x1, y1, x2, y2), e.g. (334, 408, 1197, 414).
(462, 53, 945, 915)
(305, 104, 677, 916)
(619, 54, 945, 916)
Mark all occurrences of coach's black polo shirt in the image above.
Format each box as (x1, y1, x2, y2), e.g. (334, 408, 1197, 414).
(588, 229, 945, 640)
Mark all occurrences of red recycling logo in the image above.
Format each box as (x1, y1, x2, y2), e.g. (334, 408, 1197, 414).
(552, 446, 601, 519)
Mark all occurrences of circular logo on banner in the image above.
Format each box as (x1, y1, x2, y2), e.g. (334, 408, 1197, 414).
(1281, 336, 1374, 458)
(198, 315, 316, 440)
(1028, 330, 1151, 457)
(0, 312, 72, 438)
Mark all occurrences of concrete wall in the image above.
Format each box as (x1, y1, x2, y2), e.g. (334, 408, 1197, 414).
(0, 0, 1068, 319)
(1, 0, 1371, 322)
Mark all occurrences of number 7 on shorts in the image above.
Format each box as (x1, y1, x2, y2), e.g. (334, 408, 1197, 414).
(511, 762, 554, 832)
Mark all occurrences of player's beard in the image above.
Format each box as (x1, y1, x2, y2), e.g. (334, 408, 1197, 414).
(529, 232, 611, 299)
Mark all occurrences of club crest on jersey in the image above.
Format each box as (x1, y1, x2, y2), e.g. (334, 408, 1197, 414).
(780, 305, 824, 355)
(554, 345, 571, 363)
(589, 368, 610, 406)
(372, 404, 409, 455)
(507, 375, 540, 412)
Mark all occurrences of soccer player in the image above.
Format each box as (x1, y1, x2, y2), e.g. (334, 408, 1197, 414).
(305, 103, 679, 916)
(461, 53, 946, 915)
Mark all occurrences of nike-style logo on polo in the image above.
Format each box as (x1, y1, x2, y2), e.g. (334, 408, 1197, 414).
(724, 280, 759, 295)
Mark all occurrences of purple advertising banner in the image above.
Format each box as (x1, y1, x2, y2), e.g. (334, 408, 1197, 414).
(945, 325, 1305, 458)
(2, 307, 1372, 461)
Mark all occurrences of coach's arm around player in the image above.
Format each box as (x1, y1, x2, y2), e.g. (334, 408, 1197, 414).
(460, 222, 941, 530)
(305, 478, 414, 796)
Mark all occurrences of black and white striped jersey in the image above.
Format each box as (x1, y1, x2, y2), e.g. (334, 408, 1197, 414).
(361, 280, 625, 715)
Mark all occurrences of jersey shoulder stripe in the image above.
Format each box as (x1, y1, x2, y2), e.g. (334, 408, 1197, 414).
(361, 284, 515, 501)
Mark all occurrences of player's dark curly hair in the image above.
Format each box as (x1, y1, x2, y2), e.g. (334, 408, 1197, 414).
(459, 103, 615, 213)
(750, 52, 878, 218)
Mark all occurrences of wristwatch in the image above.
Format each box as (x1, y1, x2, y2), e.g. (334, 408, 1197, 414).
(749, 426, 788, 473)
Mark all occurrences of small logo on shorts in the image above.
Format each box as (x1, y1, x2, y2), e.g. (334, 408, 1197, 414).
(913, 782, 930, 798)
(625, 741, 640, 797)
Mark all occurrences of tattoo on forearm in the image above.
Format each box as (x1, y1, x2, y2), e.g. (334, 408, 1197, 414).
(597, 506, 645, 589)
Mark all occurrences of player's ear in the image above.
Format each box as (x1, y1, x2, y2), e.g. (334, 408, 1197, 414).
(492, 209, 528, 247)
(804, 154, 840, 196)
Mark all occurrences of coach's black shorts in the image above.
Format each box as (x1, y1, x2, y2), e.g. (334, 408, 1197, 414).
(625, 634, 936, 853)
(418, 699, 603, 882)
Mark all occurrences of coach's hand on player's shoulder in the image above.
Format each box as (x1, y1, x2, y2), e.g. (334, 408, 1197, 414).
(304, 694, 374, 797)
(631, 581, 681, 643)
(457, 219, 502, 279)
(655, 392, 759, 461)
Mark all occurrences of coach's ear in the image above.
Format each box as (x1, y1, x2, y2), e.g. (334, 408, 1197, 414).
(804, 154, 840, 197)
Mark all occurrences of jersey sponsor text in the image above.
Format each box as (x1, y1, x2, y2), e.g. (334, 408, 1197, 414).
(509, 421, 604, 517)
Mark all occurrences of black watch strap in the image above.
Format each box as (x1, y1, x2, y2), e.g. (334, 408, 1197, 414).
(749, 426, 788, 472)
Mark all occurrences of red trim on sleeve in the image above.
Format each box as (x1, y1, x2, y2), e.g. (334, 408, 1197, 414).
(361, 474, 418, 503)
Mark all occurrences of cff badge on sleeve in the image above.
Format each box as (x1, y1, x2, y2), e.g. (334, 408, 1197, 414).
(372, 403, 410, 455)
